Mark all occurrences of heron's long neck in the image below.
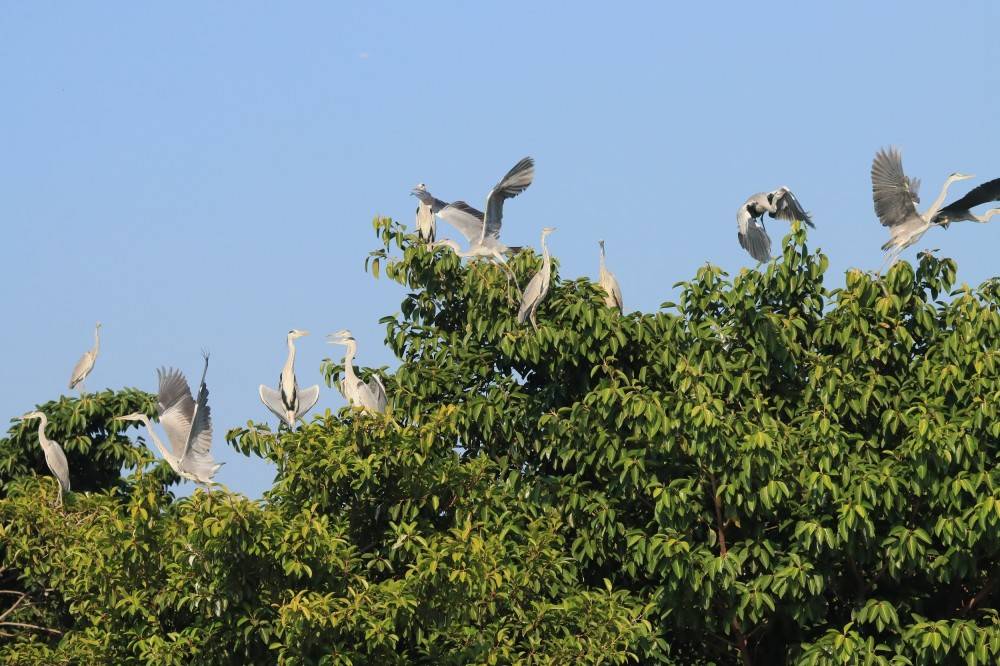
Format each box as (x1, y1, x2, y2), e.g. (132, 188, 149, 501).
(140, 415, 174, 463)
(923, 176, 961, 221)
(35, 414, 48, 442)
(599, 246, 607, 273)
(92, 327, 100, 355)
(283, 337, 297, 379)
(541, 235, 551, 268)
(978, 209, 1000, 223)
(343, 341, 358, 383)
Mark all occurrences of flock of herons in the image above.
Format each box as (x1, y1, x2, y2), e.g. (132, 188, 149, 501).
(12, 148, 1000, 503)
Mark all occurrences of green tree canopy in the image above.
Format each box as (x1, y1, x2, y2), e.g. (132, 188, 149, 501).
(3, 221, 1000, 664)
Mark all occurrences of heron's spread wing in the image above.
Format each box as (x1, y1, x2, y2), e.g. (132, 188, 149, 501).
(517, 269, 546, 323)
(905, 176, 921, 204)
(43, 439, 71, 494)
(259, 385, 291, 426)
(438, 202, 485, 242)
(295, 384, 320, 420)
(737, 205, 772, 262)
(366, 374, 387, 413)
(68, 351, 94, 389)
(770, 188, 814, 228)
(482, 157, 535, 242)
(157, 367, 195, 458)
(936, 177, 1000, 219)
(872, 147, 919, 228)
(180, 354, 213, 466)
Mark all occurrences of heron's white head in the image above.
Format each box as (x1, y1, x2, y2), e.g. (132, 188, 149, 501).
(287, 329, 309, 341)
(949, 172, 974, 182)
(114, 413, 147, 423)
(541, 226, 556, 237)
(598, 239, 605, 250)
(17, 411, 45, 422)
(326, 329, 355, 346)
(95, 322, 102, 329)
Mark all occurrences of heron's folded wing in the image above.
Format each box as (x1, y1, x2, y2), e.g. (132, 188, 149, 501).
(935, 177, 1000, 220)
(483, 157, 535, 241)
(295, 384, 320, 420)
(43, 439, 71, 494)
(68, 351, 93, 389)
(517, 270, 545, 323)
(438, 202, 485, 242)
(871, 147, 919, 228)
(259, 385, 290, 425)
(607, 273, 624, 311)
(771, 187, 814, 228)
(737, 206, 772, 262)
(157, 367, 195, 458)
(367, 374, 387, 413)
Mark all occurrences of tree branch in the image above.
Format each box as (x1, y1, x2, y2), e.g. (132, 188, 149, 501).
(0, 621, 63, 636)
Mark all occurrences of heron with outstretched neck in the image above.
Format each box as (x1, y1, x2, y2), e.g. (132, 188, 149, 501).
(16, 411, 71, 506)
(116, 352, 222, 486)
(327, 330, 387, 413)
(518, 227, 557, 330)
(69, 322, 101, 393)
(931, 177, 1000, 226)
(259, 329, 320, 429)
(598, 240, 623, 313)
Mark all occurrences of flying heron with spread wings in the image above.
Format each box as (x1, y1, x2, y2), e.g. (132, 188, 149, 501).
(259, 329, 320, 429)
(871, 147, 976, 270)
(931, 177, 1000, 226)
(116, 353, 222, 485)
(16, 410, 71, 506)
(736, 188, 813, 262)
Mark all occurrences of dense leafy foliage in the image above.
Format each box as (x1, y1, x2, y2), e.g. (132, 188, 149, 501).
(3, 220, 1000, 664)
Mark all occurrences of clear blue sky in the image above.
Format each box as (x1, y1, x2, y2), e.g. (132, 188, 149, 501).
(2, 2, 997, 497)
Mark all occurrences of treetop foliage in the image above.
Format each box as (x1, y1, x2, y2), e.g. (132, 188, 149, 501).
(3, 219, 1000, 664)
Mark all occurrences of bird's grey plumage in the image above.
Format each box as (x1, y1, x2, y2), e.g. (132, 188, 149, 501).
(871, 147, 976, 269)
(68, 322, 101, 391)
(117, 355, 221, 485)
(18, 411, 71, 504)
(482, 157, 534, 242)
(517, 227, 556, 330)
(259, 329, 319, 428)
(598, 240, 623, 312)
(327, 330, 387, 413)
(412, 183, 439, 242)
(736, 188, 812, 262)
(932, 177, 1000, 224)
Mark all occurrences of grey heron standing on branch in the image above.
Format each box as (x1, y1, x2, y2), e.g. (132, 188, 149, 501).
(413, 157, 534, 270)
(931, 177, 1000, 226)
(116, 353, 222, 486)
(736, 188, 813, 262)
(16, 411, 71, 506)
(327, 330, 387, 413)
(412, 183, 440, 242)
(598, 240, 623, 313)
(518, 227, 556, 330)
(871, 147, 974, 271)
(68, 322, 101, 393)
(259, 329, 320, 429)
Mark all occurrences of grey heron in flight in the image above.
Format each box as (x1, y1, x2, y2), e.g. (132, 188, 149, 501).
(737, 188, 813, 262)
(16, 411, 71, 506)
(413, 157, 534, 267)
(517, 227, 557, 331)
(68, 322, 101, 393)
(872, 147, 974, 270)
(327, 330, 387, 413)
(412, 183, 439, 242)
(116, 353, 221, 485)
(598, 240, 623, 313)
(931, 177, 1000, 226)
(259, 329, 320, 429)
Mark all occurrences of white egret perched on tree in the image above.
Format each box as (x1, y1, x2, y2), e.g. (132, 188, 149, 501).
(598, 240, 623, 313)
(16, 411, 71, 506)
(327, 330, 387, 413)
(517, 227, 557, 331)
(736, 188, 813, 262)
(259, 329, 320, 429)
(871, 147, 974, 270)
(68, 322, 101, 393)
(116, 353, 222, 485)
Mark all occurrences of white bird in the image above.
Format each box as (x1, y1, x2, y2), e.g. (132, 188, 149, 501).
(412, 183, 439, 242)
(259, 329, 320, 428)
(116, 353, 222, 485)
(16, 411, 71, 506)
(517, 227, 557, 330)
(68, 322, 101, 393)
(872, 147, 974, 271)
(736, 188, 813, 262)
(598, 240, 623, 312)
(327, 330, 387, 413)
